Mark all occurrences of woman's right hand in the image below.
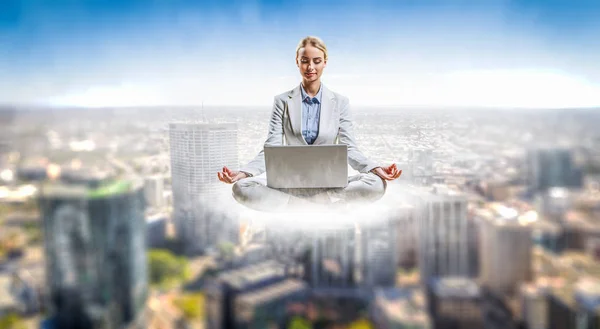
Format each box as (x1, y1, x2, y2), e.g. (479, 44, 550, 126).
(217, 166, 248, 184)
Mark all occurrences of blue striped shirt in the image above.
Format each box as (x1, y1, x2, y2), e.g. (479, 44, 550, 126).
(300, 84, 322, 145)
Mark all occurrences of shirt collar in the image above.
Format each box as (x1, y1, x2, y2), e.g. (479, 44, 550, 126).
(300, 83, 323, 105)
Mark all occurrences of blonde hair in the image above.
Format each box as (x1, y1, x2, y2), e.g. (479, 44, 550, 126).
(296, 36, 328, 61)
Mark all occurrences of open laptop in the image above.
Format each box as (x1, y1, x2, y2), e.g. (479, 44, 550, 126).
(264, 144, 348, 189)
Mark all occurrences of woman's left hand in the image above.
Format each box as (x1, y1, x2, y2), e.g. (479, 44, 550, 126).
(371, 163, 402, 181)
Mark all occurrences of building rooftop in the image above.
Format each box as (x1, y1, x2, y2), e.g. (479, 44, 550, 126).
(169, 122, 237, 130)
(217, 261, 285, 289)
(574, 277, 600, 311)
(235, 279, 307, 306)
(39, 178, 143, 199)
(474, 203, 538, 227)
(431, 277, 481, 298)
(375, 288, 431, 325)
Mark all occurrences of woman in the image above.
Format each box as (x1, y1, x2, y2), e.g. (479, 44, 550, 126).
(217, 36, 401, 211)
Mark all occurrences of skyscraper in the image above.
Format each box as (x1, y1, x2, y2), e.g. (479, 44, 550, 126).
(38, 178, 147, 329)
(143, 175, 164, 209)
(476, 204, 534, 296)
(357, 206, 406, 287)
(306, 224, 356, 288)
(526, 148, 583, 194)
(169, 122, 239, 254)
(393, 204, 418, 269)
(406, 185, 469, 283)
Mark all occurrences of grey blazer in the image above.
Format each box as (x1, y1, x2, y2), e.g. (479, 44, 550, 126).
(239, 84, 379, 177)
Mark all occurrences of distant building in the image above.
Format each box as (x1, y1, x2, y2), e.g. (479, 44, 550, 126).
(204, 261, 287, 329)
(372, 287, 432, 329)
(475, 204, 534, 296)
(409, 148, 434, 185)
(169, 122, 239, 254)
(233, 279, 308, 328)
(143, 175, 164, 209)
(146, 212, 168, 248)
(562, 210, 600, 252)
(393, 204, 418, 270)
(234, 243, 272, 268)
(586, 237, 600, 262)
(358, 208, 403, 287)
(305, 224, 356, 288)
(428, 277, 484, 329)
(520, 282, 550, 329)
(526, 148, 583, 194)
(573, 278, 600, 328)
(534, 187, 572, 221)
(547, 278, 600, 329)
(480, 288, 519, 329)
(38, 179, 148, 329)
(16, 165, 47, 181)
(406, 185, 469, 283)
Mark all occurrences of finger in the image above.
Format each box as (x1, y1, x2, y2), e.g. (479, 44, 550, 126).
(388, 167, 396, 176)
(222, 172, 233, 183)
(223, 166, 231, 175)
(394, 170, 402, 179)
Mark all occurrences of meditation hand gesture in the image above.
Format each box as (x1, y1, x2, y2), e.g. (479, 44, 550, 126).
(217, 166, 248, 184)
(371, 163, 402, 181)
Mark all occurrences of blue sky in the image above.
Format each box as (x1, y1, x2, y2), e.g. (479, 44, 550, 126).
(1, 0, 600, 107)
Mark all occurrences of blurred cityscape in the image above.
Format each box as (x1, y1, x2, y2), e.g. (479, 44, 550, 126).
(1, 105, 600, 328)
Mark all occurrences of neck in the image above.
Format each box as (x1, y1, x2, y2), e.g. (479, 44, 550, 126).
(301, 80, 321, 97)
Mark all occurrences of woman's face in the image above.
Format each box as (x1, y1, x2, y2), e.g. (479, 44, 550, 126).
(296, 44, 327, 83)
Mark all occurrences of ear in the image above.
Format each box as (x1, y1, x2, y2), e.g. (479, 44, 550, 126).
(323, 60, 327, 68)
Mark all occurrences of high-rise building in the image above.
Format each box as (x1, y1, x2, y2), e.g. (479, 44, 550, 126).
(393, 204, 418, 269)
(409, 147, 434, 185)
(526, 148, 583, 194)
(406, 185, 469, 283)
(357, 206, 406, 287)
(38, 178, 148, 329)
(306, 224, 356, 288)
(169, 122, 239, 254)
(475, 204, 534, 296)
(143, 175, 164, 209)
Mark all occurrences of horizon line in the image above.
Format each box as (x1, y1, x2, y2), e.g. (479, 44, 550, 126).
(2, 103, 600, 111)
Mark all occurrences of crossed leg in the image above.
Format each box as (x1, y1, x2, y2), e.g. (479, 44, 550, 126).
(232, 172, 386, 212)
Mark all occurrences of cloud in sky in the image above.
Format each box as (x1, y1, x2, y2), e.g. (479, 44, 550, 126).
(1, 0, 600, 108)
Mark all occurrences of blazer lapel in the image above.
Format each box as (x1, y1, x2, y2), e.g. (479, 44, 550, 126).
(287, 85, 307, 145)
(314, 85, 336, 145)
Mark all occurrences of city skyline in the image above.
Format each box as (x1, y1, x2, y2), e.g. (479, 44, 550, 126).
(2, 100, 600, 327)
(1, 0, 600, 108)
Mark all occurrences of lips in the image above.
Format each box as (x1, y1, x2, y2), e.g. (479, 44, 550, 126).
(305, 72, 316, 77)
